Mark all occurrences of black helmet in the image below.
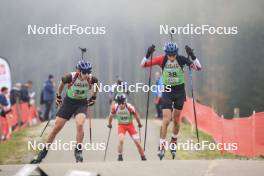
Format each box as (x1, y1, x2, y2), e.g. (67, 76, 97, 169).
(115, 94, 126, 105)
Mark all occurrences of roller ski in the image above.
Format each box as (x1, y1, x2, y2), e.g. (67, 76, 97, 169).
(117, 154, 123, 161)
(157, 143, 165, 160)
(170, 137, 177, 159)
(74, 148, 83, 163)
(30, 147, 48, 164)
(141, 155, 147, 161)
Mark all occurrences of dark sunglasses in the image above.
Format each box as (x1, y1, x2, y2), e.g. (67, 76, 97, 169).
(117, 102, 125, 105)
(167, 54, 176, 57)
(81, 70, 91, 75)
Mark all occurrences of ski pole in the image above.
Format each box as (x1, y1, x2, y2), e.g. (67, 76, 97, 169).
(79, 47, 92, 143)
(187, 56, 200, 144)
(170, 29, 175, 42)
(79, 47, 87, 60)
(88, 107, 92, 143)
(40, 103, 60, 137)
(40, 120, 50, 137)
(104, 127, 112, 161)
(143, 52, 153, 151)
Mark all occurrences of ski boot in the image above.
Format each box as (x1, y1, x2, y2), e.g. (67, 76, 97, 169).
(74, 147, 83, 163)
(170, 137, 177, 159)
(157, 143, 166, 160)
(141, 155, 147, 161)
(117, 154, 123, 161)
(30, 147, 48, 164)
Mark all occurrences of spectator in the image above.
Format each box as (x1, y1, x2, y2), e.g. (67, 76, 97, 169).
(0, 87, 11, 117)
(153, 71, 163, 119)
(10, 83, 22, 105)
(20, 81, 32, 104)
(43, 74, 55, 121)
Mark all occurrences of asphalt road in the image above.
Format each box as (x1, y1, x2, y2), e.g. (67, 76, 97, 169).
(0, 119, 264, 176)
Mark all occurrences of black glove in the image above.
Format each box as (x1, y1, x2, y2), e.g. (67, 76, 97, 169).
(56, 93, 62, 107)
(88, 96, 96, 106)
(138, 124, 143, 128)
(0, 109, 6, 118)
(146, 45, 155, 59)
(107, 124, 112, 129)
(185, 45, 196, 60)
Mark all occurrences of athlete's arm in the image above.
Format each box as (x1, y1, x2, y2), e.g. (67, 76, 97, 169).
(57, 81, 65, 95)
(57, 74, 72, 95)
(140, 55, 164, 68)
(108, 114, 114, 127)
(134, 111, 142, 127)
(128, 104, 142, 126)
(55, 74, 71, 107)
(108, 104, 116, 127)
(91, 76, 99, 97)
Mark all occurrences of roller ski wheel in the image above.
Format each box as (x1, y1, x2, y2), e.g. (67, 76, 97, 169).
(74, 148, 83, 163)
(117, 154, 123, 161)
(30, 148, 48, 164)
(171, 150, 176, 160)
(157, 144, 165, 160)
(170, 137, 177, 160)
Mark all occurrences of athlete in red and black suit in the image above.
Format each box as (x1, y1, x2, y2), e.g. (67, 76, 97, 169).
(141, 42, 202, 159)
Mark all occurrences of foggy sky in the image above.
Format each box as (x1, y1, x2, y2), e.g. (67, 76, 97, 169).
(0, 0, 263, 117)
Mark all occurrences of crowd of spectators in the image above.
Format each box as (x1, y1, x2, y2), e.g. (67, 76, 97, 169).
(0, 74, 56, 142)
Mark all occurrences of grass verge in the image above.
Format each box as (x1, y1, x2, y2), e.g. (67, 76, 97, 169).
(0, 124, 43, 164)
(163, 120, 264, 160)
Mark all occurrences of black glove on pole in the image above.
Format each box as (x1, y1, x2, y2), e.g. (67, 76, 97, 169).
(185, 45, 196, 60)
